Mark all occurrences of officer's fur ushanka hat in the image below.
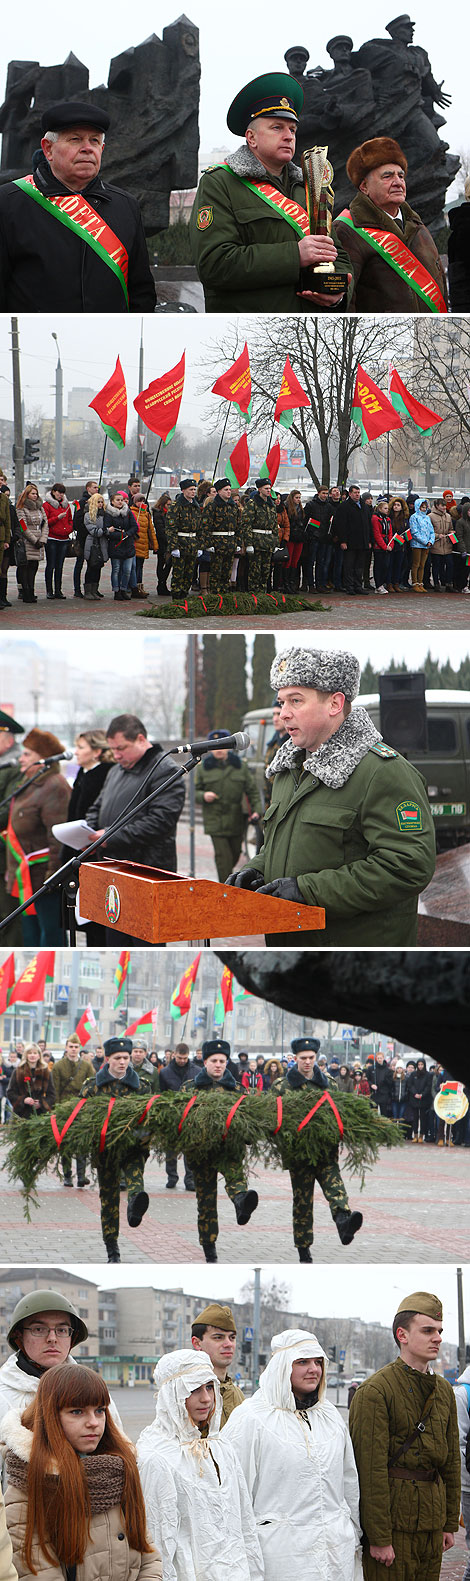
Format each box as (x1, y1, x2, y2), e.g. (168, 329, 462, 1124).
(271, 648, 360, 700)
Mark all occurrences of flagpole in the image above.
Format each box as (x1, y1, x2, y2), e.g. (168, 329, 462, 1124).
(145, 438, 163, 504)
(386, 432, 390, 499)
(211, 408, 231, 482)
(98, 434, 107, 490)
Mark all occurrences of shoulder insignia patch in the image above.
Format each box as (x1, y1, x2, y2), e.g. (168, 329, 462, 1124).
(395, 801, 423, 832)
(371, 743, 398, 759)
(197, 206, 213, 229)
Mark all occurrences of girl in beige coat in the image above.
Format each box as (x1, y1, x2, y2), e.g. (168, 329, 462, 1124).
(2, 1364, 161, 1581)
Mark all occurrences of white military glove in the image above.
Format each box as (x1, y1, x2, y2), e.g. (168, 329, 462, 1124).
(246, 545, 254, 555)
(171, 549, 181, 559)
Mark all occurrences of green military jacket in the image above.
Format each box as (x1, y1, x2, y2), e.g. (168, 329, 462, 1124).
(195, 752, 261, 839)
(166, 496, 202, 553)
(219, 1375, 245, 1427)
(242, 493, 279, 551)
(0, 753, 22, 877)
(246, 708, 436, 946)
(190, 145, 353, 313)
(52, 1053, 94, 1104)
(349, 1357, 461, 1547)
(80, 1069, 152, 1101)
(200, 496, 239, 551)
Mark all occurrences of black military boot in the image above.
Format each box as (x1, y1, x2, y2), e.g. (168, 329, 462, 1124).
(334, 1210, 363, 1245)
(297, 1246, 313, 1263)
(233, 1189, 258, 1225)
(127, 1190, 149, 1227)
(202, 1242, 218, 1262)
(105, 1240, 121, 1263)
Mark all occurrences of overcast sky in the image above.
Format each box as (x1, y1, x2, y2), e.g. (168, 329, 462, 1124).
(59, 1262, 468, 1345)
(1, 0, 468, 180)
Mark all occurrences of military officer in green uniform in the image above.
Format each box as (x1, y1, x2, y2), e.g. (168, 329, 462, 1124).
(263, 700, 289, 811)
(273, 1036, 363, 1261)
(349, 1290, 461, 1581)
(166, 478, 202, 600)
(183, 1039, 259, 1263)
(227, 646, 436, 945)
(242, 478, 279, 592)
(199, 478, 238, 592)
(195, 728, 261, 881)
(0, 709, 24, 945)
(190, 72, 352, 313)
(191, 1302, 245, 1426)
(79, 1036, 152, 1263)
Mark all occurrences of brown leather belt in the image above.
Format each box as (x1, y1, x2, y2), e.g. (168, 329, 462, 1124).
(389, 1467, 440, 1483)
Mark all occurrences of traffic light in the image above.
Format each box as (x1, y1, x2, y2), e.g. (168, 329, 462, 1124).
(24, 438, 40, 463)
(241, 1340, 252, 1361)
(55, 1001, 68, 1017)
(142, 451, 155, 473)
(328, 1345, 337, 1362)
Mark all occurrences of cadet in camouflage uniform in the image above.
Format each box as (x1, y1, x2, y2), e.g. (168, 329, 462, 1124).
(0, 709, 24, 945)
(242, 479, 279, 591)
(227, 646, 436, 945)
(274, 1037, 363, 1261)
(191, 1301, 245, 1427)
(200, 478, 238, 592)
(349, 1290, 461, 1581)
(183, 1039, 258, 1262)
(166, 478, 202, 600)
(79, 1036, 152, 1263)
(195, 727, 261, 881)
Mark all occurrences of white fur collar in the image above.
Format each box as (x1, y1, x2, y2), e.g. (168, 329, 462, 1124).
(0, 1408, 33, 1462)
(266, 706, 382, 789)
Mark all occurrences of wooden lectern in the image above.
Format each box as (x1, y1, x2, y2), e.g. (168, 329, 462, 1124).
(78, 860, 325, 943)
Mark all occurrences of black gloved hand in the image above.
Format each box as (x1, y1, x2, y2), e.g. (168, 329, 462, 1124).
(257, 877, 304, 903)
(225, 867, 267, 889)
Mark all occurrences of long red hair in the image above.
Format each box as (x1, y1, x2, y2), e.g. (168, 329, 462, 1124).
(21, 1364, 152, 1571)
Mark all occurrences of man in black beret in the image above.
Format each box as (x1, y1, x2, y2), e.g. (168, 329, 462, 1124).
(182, 1039, 259, 1262)
(80, 1036, 153, 1262)
(0, 100, 156, 312)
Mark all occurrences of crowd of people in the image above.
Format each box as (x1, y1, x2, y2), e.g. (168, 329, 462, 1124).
(274, 485, 470, 597)
(0, 1282, 467, 1581)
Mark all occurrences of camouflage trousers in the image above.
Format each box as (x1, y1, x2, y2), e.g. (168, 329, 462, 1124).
(209, 543, 236, 592)
(247, 548, 273, 592)
(211, 834, 242, 882)
(97, 1147, 148, 1244)
(363, 1530, 444, 1581)
(192, 1155, 247, 1245)
(63, 1154, 87, 1184)
(171, 546, 198, 599)
(288, 1157, 349, 1247)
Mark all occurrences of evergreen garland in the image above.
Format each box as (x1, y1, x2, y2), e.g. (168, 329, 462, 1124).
(138, 593, 330, 621)
(263, 1089, 404, 1182)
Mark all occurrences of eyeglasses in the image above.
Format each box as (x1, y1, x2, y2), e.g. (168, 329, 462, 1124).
(23, 1324, 73, 1338)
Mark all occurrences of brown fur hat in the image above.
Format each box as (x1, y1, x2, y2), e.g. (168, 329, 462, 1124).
(347, 138, 408, 188)
(23, 730, 65, 759)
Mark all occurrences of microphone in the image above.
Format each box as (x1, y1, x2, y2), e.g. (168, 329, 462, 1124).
(175, 731, 251, 756)
(40, 749, 74, 764)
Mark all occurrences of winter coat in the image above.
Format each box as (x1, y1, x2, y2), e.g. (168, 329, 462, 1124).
(60, 760, 112, 861)
(409, 498, 435, 548)
(159, 1058, 195, 1094)
(1, 1411, 161, 1581)
(6, 503, 26, 568)
(73, 492, 96, 552)
(333, 497, 369, 552)
(429, 504, 454, 555)
(131, 504, 158, 561)
(80, 1061, 152, 1105)
(0, 1357, 123, 1457)
(86, 743, 185, 873)
(0, 1486, 16, 1581)
(285, 504, 305, 544)
(242, 492, 279, 551)
(200, 496, 239, 553)
(190, 145, 352, 314)
(372, 510, 393, 551)
(136, 1350, 263, 1581)
(368, 1060, 394, 1114)
(16, 504, 48, 563)
(454, 1363, 470, 1495)
(349, 1356, 461, 1547)
(43, 494, 73, 543)
(336, 1072, 355, 1093)
(165, 497, 202, 554)
(52, 1052, 95, 1104)
(5, 766, 70, 893)
(0, 493, 10, 557)
(335, 191, 448, 313)
(104, 505, 137, 561)
(405, 1063, 433, 1112)
(0, 153, 156, 313)
(0, 751, 22, 876)
(247, 707, 436, 946)
(240, 1069, 264, 1092)
(447, 202, 470, 312)
(274, 1063, 328, 1096)
(83, 509, 109, 567)
(453, 505, 470, 556)
(223, 1328, 362, 1581)
(392, 1074, 408, 1103)
(195, 752, 261, 838)
(303, 496, 332, 545)
(6, 1062, 55, 1118)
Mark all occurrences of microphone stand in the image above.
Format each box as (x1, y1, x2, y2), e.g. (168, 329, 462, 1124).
(0, 751, 204, 946)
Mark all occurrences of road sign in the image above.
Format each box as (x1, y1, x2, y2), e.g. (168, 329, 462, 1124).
(56, 985, 69, 1001)
(244, 1327, 254, 1341)
(339, 1349, 346, 1360)
(342, 1028, 353, 1039)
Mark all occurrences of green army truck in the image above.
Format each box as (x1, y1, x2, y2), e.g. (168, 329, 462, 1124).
(242, 686, 470, 850)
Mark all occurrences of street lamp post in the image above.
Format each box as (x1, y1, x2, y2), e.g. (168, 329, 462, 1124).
(52, 333, 63, 482)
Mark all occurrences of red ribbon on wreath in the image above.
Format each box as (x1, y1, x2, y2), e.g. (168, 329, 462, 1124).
(198, 595, 208, 613)
(178, 1094, 198, 1133)
(297, 1091, 344, 1138)
(137, 1095, 160, 1124)
(50, 1098, 88, 1148)
(273, 1095, 283, 1134)
(99, 1097, 116, 1153)
(251, 595, 258, 607)
(222, 1093, 246, 1138)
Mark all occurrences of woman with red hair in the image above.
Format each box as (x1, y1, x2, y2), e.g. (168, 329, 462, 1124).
(1, 1364, 161, 1581)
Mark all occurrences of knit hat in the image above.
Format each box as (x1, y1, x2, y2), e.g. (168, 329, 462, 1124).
(271, 647, 361, 700)
(347, 138, 408, 187)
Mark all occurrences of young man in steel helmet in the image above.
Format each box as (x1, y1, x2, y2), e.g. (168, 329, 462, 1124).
(0, 1288, 122, 1459)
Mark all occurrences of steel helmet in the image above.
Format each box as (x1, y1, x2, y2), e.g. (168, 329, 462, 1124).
(7, 1288, 88, 1349)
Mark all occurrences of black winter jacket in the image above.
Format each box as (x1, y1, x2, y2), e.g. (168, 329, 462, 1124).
(334, 497, 370, 551)
(159, 1057, 195, 1092)
(86, 743, 185, 871)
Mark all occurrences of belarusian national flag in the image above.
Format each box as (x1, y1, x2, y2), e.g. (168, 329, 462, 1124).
(234, 986, 253, 1001)
(214, 967, 233, 1024)
(259, 441, 281, 487)
(89, 357, 127, 449)
(134, 352, 185, 446)
(9, 951, 55, 1005)
(389, 368, 442, 436)
(0, 952, 15, 1013)
(351, 364, 403, 448)
(274, 357, 311, 430)
(124, 1008, 158, 1038)
(212, 343, 252, 421)
(170, 952, 201, 1019)
(226, 433, 250, 489)
(114, 949, 131, 1008)
(75, 1003, 97, 1046)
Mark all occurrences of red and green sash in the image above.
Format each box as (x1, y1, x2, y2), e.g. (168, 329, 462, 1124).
(1, 811, 49, 914)
(14, 176, 129, 307)
(337, 210, 447, 314)
(215, 163, 310, 237)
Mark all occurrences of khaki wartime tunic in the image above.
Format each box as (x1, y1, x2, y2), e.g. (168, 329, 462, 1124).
(245, 720, 436, 946)
(335, 192, 448, 314)
(349, 1358, 460, 1575)
(52, 1053, 94, 1103)
(220, 1376, 245, 1427)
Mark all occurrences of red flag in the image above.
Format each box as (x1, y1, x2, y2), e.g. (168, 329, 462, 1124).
(171, 952, 201, 1018)
(389, 368, 442, 435)
(351, 364, 403, 447)
(75, 1003, 97, 1046)
(274, 357, 311, 430)
(134, 352, 185, 445)
(89, 356, 127, 449)
(260, 442, 281, 487)
(212, 343, 252, 419)
(9, 951, 55, 1005)
(220, 967, 233, 1013)
(226, 433, 250, 488)
(0, 952, 15, 1014)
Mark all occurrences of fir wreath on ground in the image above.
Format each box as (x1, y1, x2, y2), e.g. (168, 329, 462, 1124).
(138, 593, 331, 620)
(4, 1089, 404, 1219)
